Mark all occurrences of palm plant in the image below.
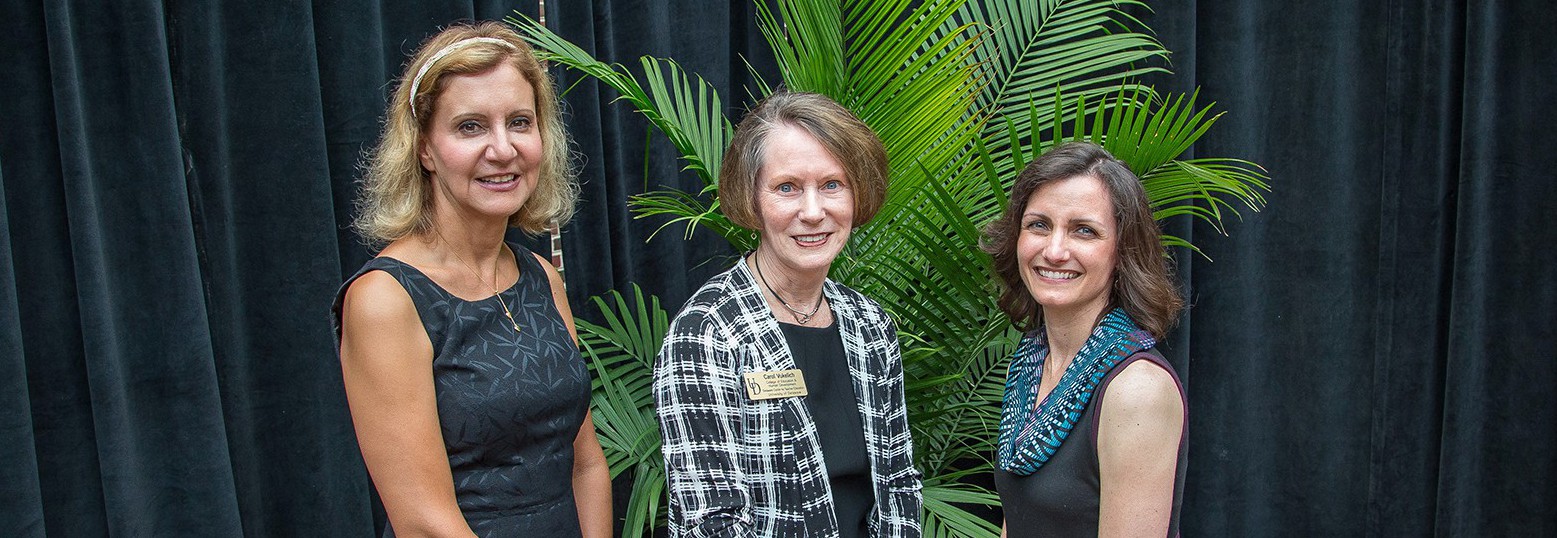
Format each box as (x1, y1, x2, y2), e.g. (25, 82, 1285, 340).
(512, 1, 1267, 536)
(573, 285, 669, 536)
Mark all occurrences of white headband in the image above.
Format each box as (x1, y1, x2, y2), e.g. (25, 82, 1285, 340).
(408, 37, 518, 117)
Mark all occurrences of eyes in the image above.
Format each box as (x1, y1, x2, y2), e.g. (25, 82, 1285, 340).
(775, 179, 844, 194)
(454, 115, 534, 136)
(1023, 218, 1101, 238)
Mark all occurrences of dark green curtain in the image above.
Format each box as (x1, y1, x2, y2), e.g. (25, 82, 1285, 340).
(1135, 0, 1557, 534)
(1, 0, 1553, 536)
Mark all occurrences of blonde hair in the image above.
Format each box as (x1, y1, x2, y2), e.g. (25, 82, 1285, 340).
(354, 21, 577, 244)
(718, 91, 888, 230)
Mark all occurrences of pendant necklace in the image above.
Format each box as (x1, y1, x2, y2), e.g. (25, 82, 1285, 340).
(492, 284, 522, 335)
(441, 232, 522, 334)
(752, 253, 823, 325)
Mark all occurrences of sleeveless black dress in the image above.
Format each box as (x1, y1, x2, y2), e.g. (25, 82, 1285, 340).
(995, 350, 1187, 538)
(332, 246, 590, 538)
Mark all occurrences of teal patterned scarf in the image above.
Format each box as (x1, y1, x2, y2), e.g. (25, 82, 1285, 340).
(997, 307, 1156, 476)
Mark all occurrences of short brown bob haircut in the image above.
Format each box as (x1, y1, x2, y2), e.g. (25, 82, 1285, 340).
(718, 91, 888, 230)
(982, 141, 1184, 339)
(354, 21, 577, 244)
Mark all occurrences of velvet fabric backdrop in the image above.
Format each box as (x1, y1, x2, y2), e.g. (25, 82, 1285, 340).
(0, 0, 1552, 536)
(1135, 1, 1557, 534)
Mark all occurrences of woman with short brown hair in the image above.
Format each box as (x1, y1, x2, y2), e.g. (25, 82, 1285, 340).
(655, 91, 921, 537)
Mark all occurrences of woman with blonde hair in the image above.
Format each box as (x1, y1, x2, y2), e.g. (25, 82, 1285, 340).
(332, 21, 610, 537)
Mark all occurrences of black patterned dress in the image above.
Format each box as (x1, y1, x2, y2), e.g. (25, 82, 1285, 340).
(332, 246, 590, 538)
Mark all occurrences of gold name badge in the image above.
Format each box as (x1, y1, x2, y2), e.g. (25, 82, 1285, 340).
(743, 369, 809, 400)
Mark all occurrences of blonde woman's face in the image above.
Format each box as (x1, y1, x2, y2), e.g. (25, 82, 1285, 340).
(418, 63, 542, 224)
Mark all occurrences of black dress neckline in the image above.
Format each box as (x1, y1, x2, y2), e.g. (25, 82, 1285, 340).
(373, 245, 529, 305)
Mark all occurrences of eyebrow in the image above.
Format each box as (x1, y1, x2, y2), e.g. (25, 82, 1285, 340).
(765, 173, 845, 184)
(448, 108, 535, 119)
(1022, 212, 1106, 227)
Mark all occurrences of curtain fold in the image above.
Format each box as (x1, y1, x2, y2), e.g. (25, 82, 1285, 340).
(1436, 0, 1557, 533)
(2, 1, 103, 533)
(32, 0, 244, 535)
(166, 1, 375, 535)
(1362, 1, 1461, 533)
(0, 160, 47, 536)
(1168, 2, 1389, 534)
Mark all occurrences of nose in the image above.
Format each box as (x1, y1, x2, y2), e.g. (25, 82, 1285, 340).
(1042, 232, 1069, 264)
(485, 129, 519, 162)
(798, 188, 825, 222)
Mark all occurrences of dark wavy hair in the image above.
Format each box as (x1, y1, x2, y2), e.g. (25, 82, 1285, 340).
(982, 141, 1183, 338)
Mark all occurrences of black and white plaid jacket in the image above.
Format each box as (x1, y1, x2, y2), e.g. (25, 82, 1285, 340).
(655, 258, 923, 538)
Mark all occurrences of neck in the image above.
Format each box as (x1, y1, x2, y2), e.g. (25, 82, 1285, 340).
(1041, 302, 1110, 364)
(428, 231, 505, 267)
(426, 202, 510, 261)
(749, 248, 826, 306)
(422, 216, 510, 285)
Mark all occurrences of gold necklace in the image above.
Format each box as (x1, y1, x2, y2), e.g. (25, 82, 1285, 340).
(492, 283, 522, 335)
(440, 234, 521, 334)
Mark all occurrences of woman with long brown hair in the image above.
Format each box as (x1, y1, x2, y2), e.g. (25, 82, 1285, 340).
(984, 141, 1188, 537)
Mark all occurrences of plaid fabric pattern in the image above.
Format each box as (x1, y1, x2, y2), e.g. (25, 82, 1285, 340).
(655, 258, 923, 538)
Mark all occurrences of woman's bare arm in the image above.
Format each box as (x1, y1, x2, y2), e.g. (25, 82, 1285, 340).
(339, 271, 476, 538)
(1096, 360, 1185, 537)
(537, 253, 613, 537)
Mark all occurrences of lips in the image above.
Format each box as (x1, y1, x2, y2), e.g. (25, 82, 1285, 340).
(794, 233, 830, 246)
(475, 174, 517, 184)
(1037, 268, 1080, 280)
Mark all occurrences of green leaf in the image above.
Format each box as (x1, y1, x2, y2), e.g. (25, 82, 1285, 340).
(571, 285, 671, 536)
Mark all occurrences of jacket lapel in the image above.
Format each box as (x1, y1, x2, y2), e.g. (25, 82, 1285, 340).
(730, 257, 797, 374)
(825, 280, 891, 532)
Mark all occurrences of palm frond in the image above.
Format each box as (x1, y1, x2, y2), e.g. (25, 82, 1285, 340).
(847, 160, 1015, 478)
(757, 0, 846, 95)
(1143, 159, 1270, 230)
(956, 0, 1168, 116)
(950, 0, 1170, 177)
(922, 482, 1002, 537)
(573, 285, 670, 538)
(621, 465, 666, 538)
(629, 187, 758, 250)
(509, 13, 732, 187)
